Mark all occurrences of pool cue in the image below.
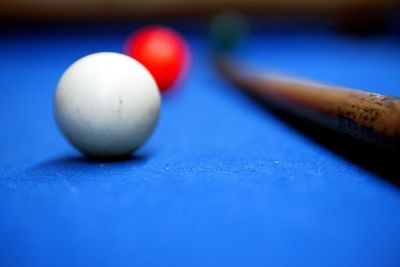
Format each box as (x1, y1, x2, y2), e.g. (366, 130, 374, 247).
(215, 55, 400, 151)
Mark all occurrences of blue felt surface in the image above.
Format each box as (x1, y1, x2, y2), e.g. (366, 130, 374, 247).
(1, 24, 400, 267)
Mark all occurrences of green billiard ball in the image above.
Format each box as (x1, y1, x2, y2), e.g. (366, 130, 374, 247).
(209, 10, 249, 52)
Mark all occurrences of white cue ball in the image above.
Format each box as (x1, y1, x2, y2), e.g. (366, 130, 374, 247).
(54, 52, 161, 157)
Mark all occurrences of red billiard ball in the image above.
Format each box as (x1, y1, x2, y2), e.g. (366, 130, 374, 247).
(125, 26, 190, 93)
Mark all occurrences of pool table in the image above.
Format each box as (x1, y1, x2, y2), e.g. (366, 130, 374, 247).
(1, 20, 400, 267)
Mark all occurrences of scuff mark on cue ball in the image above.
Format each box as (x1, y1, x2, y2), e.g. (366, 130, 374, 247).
(118, 97, 123, 120)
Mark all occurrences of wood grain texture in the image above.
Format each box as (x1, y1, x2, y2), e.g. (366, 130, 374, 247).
(215, 55, 400, 151)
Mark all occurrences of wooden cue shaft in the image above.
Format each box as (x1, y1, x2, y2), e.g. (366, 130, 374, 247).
(215, 55, 400, 151)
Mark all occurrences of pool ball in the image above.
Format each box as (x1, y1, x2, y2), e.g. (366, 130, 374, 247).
(125, 26, 189, 93)
(209, 11, 249, 52)
(54, 52, 160, 158)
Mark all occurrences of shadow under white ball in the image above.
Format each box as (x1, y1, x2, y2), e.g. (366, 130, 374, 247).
(54, 52, 160, 158)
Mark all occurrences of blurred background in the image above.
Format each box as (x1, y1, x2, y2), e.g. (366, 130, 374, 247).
(0, 0, 399, 40)
(0, 0, 399, 23)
